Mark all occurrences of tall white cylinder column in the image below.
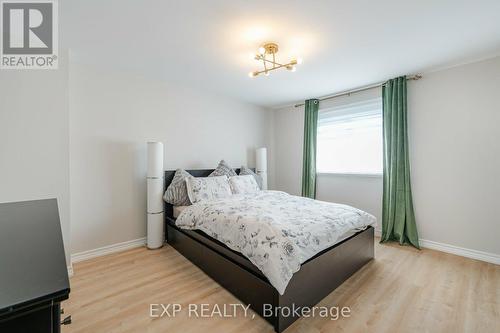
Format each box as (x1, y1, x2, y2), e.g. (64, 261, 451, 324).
(147, 142, 164, 249)
(256, 147, 268, 190)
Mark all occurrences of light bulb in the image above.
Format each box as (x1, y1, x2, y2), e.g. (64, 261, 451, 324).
(291, 66, 296, 72)
(264, 71, 270, 76)
(248, 72, 256, 78)
(258, 46, 266, 55)
(296, 58, 303, 65)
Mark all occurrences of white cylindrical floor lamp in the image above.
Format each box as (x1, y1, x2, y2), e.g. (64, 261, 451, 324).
(256, 147, 268, 190)
(147, 141, 164, 249)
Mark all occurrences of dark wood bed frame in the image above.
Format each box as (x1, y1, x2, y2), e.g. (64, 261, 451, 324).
(164, 169, 374, 332)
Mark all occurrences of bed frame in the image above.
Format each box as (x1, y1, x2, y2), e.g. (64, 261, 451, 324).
(164, 169, 374, 332)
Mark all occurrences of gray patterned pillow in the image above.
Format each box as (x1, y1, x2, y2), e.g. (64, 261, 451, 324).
(229, 175, 260, 194)
(185, 176, 232, 204)
(239, 166, 263, 189)
(209, 160, 237, 177)
(163, 169, 193, 206)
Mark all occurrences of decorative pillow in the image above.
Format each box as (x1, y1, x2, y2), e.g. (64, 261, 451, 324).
(163, 169, 193, 206)
(229, 175, 260, 195)
(209, 160, 237, 177)
(185, 176, 232, 204)
(239, 166, 263, 189)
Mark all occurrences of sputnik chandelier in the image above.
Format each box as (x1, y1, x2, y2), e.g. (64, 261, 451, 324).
(248, 42, 302, 78)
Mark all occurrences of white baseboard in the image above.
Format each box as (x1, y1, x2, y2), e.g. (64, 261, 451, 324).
(374, 228, 499, 265)
(71, 237, 147, 264)
(67, 229, 498, 277)
(418, 239, 500, 265)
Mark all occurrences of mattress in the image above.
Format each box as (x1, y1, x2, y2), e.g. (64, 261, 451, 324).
(173, 205, 189, 218)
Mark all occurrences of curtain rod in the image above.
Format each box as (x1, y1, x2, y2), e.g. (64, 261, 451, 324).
(293, 74, 422, 108)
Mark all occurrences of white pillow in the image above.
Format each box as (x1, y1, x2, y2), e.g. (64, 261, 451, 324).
(229, 175, 260, 195)
(185, 176, 232, 204)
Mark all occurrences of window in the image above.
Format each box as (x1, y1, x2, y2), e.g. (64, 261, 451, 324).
(317, 98, 383, 175)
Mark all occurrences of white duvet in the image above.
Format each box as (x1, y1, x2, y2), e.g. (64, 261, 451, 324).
(176, 190, 376, 295)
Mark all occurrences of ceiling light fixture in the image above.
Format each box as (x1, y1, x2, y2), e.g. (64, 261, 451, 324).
(248, 42, 302, 78)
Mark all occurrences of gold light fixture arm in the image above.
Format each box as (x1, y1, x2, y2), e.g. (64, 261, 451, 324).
(256, 55, 284, 67)
(252, 60, 298, 76)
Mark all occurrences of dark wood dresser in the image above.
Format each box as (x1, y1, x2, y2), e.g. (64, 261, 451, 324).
(0, 199, 70, 333)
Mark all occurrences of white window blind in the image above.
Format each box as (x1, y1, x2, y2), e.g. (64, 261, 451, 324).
(317, 97, 383, 174)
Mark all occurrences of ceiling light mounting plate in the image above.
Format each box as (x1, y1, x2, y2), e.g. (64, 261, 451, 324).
(263, 42, 279, 54)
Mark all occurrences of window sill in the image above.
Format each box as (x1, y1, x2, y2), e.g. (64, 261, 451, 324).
(316, 172, 383, 178)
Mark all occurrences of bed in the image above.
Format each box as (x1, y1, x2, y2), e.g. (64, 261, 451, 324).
(164, 169, 375, 332)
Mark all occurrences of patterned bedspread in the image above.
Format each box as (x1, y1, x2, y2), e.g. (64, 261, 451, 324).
(175, 190, 376, 295)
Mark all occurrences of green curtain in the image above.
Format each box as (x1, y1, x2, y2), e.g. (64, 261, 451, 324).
(301, 99, 319, 199)
(381, 76, 420, 249)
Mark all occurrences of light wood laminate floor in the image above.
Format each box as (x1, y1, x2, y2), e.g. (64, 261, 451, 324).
(63, 239, 499, 333)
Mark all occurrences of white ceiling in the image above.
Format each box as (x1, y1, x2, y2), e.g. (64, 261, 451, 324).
(63, 0, 500, 107)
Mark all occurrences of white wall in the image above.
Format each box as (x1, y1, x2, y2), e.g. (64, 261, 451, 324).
(272, 55, 500, 255)
(0, 52, 71, 266)
(409, 56, 500, 255)
(69, 63, 273, 254)
(316, 175, 383, 223)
